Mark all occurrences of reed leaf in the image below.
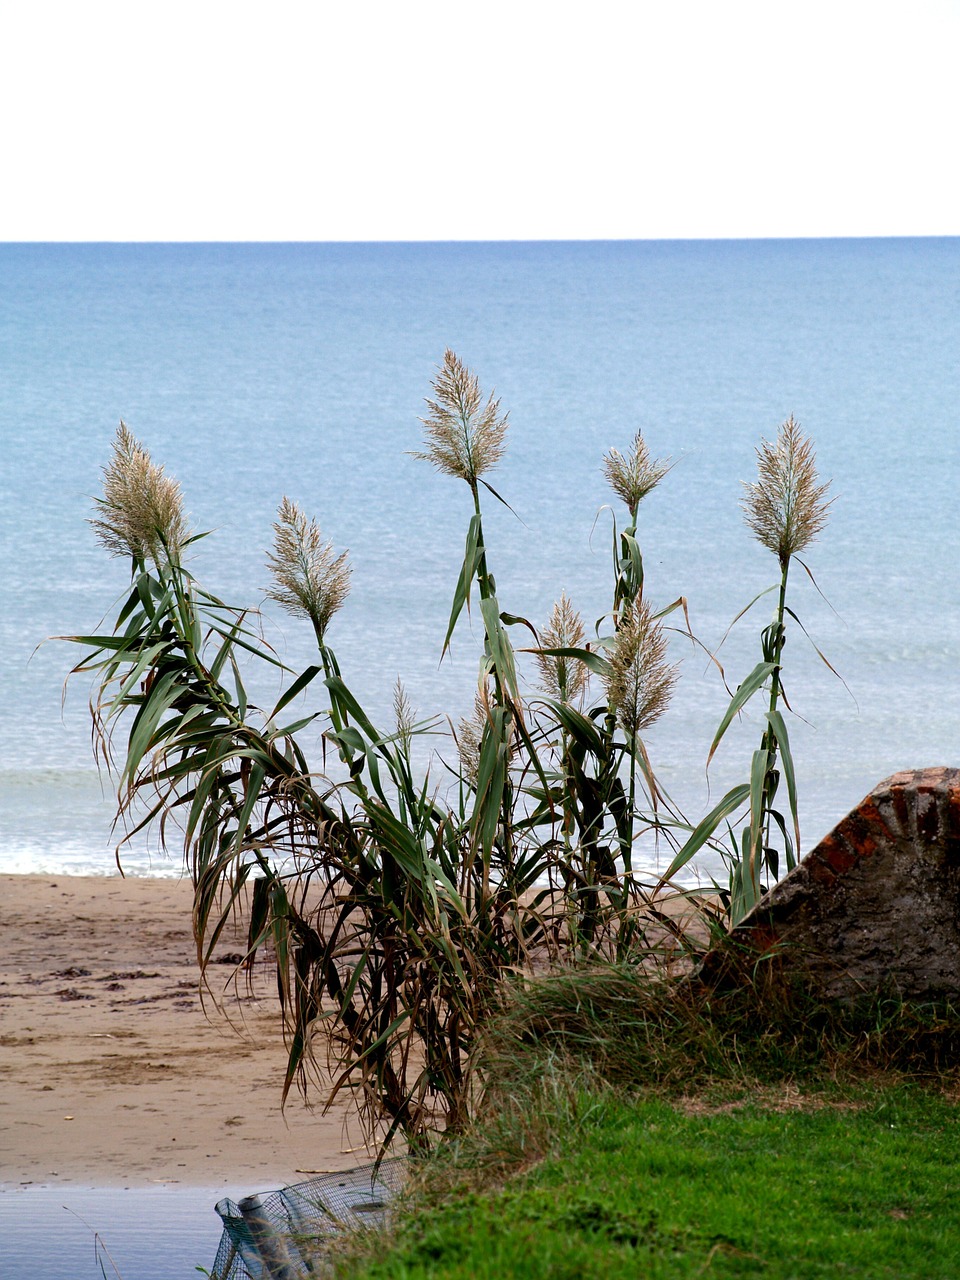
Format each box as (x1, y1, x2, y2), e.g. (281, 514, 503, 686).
(706, 660, 778, 769)
(443, 513, 483, 655)
(658, 782, 751, 884)
(766, 707, 800, 861)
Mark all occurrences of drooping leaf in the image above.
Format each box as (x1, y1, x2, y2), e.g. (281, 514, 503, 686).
(442, 513, 482, 656)
(658, 783, 751, 885)
(706, 661, 778, 769)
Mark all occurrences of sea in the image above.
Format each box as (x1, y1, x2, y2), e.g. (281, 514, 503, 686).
(2, 239, 959, 887)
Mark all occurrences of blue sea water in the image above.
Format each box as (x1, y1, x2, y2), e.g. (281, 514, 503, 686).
(0, 1184, 224, 1280)
(2, 239, 959, 884)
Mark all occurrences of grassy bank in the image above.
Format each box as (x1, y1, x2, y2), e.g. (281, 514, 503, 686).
(335, 1085, 960, 1279)
(327, 965, 960, 1279)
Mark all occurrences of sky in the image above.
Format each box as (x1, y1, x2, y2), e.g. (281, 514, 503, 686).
(1, 0, 957, 241)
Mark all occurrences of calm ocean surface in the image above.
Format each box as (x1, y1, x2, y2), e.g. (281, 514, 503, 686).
(2, 239, 958, 885)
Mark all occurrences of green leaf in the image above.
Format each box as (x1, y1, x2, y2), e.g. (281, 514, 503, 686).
(747, 745, 769, 879)
(766, 708, 800, 860)
(325, 721, 365, 764)
(471, 714, 508, 862)
(480, 595, 520, 700)
(324, 675, 381, 742)
(658, 783, 751, 884)
(618, 529, 644, 599)
(232, 762, 266, 855)
(783, 603, 852, 696)
(351, 1010, 412, 1066)
(706, 661, 778, 769)
(204, 620, 287, 667)
(499, 611, 539, 641)
(528, 645, 611, 677)
(478, 476, 522, 518)
(716, 583, 779, 650)
(442, 514, 482, 656)
(269, 665, 323, 721)
(59, 633, 138, 652)
(545, 698, 606, 756)
(122, 670, 184, 786)
(271, 713, 320, 739)
(107, 642, 169, 708)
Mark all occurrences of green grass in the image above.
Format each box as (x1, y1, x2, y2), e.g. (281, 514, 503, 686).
(337, 1086, 960, 1279)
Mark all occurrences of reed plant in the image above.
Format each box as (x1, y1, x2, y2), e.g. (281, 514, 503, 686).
(660, 415, 833, 923)
(521, 430, 688, 952)
(64, 362, 832, 1148)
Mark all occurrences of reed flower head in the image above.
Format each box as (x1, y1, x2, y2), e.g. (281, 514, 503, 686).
(535, 593, 588, 704)
(91, 422, 188, 564)
(602, 599, 678, 738)
(456, 687, 515, 786)
(413, 349, 508, 487)
(265, 497, 351, 639)
(456, 698, 485, 787)
(742, 415, 832, 567)
(393, 678, 415, 753)
(603, 431, 671, 519)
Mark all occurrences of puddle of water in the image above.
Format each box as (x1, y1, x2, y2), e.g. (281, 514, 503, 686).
(0, 1184, 228, 1280)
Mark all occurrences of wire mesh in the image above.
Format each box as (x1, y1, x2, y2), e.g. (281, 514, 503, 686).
(210, 1159, 406, 1280)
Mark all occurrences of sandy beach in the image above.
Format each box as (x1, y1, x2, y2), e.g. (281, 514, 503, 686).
(0, 874, 371, 1191)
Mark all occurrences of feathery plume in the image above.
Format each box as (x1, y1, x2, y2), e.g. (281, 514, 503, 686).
(535, 593, 588, 704)
(412, 349, 508, 487)
(90, 422, 188, 564)
(602, 599, 678, 738)
(456, 687, 515, 786)
(742, 415, 832, 566)
(602, 431, 671, 519)
(456, 698, 485, 787)
(265, 497, 351, 640)
(393, 678, 415, 753)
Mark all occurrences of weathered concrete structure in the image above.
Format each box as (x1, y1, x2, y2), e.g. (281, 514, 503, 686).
(729, 767, 960, 999)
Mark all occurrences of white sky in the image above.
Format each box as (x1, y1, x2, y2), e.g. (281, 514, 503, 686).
(1, 0, 957, 240)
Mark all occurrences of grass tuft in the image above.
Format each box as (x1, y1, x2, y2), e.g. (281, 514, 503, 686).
(480, 960, 960, 1111)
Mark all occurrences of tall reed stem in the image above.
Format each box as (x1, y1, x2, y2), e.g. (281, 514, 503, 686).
(749, 559, 789, 898)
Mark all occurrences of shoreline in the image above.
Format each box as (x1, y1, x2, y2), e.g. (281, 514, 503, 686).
(0, 874, 370, 1192)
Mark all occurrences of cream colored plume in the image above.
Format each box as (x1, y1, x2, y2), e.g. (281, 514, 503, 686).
(602, 431, 670, 519)
(91, 422, 188, 564)
(412, 349, 508, 487)
(602, 599, 677, 738)
(535, 593, 588, 704)
(265, 497, 351, 640)
(742, 415, 832, 566)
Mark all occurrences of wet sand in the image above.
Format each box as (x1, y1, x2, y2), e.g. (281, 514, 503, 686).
(0, 874, 371, 1190)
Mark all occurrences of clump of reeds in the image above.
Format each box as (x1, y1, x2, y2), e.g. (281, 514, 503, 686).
(736, 416, 833, 916)
(660, 414, 833, 923)
(65, 367, 836, 1158)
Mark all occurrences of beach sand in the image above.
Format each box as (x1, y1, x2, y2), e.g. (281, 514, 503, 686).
(0, 874, 371, 1190)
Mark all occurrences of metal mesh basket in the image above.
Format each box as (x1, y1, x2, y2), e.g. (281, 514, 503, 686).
(210, 1159, 406, 1280)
